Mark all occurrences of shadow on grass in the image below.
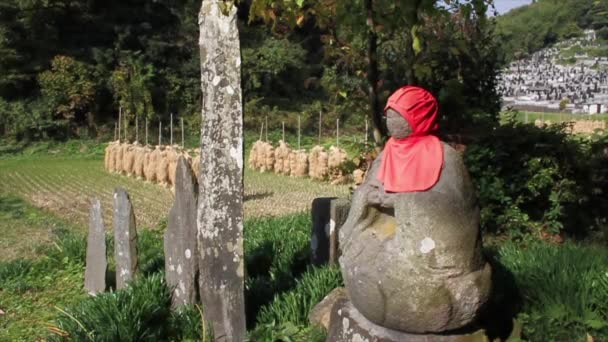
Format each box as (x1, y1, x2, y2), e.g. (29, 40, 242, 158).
(245, 242, 311, 328)
(0, 194, 28, 219)
(478, 247, 522, 340)
(244, 191, 274, 202)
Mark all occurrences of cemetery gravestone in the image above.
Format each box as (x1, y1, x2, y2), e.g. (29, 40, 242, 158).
(113, 188, 138, 290)
(165, 157, 199, 308)
(198, 1, 246, 340)
(84, 198, 107, 295)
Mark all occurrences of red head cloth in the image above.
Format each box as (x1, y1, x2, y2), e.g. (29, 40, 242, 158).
(377, 86, 444, 192)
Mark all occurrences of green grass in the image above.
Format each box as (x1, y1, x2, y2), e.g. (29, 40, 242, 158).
(0, 221, 87, 341)
(0, 193, 335, 341)
(495, 241, 608, 341)
(4, 140, 608, 341)
(0, 194, 70, 261)
(0, 138, 106, 160)
(0, 150, 350, 227)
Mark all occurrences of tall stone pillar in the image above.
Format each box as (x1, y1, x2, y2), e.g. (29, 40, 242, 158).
(197, 1, 246, 340)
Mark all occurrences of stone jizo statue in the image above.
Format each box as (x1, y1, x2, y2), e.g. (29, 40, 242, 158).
(339, 85, 492, 334)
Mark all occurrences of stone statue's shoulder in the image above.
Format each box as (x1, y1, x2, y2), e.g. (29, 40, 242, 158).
(430, 142, 475, 206)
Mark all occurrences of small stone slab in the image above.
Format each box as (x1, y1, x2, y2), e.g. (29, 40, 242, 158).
(311, 198, 350, 266)
(311, 198, 335, 266)
(327, 298, 485, 342)
(84, 198, 107, 295)
(165, 157, 199, 308)
(329, 199, 350, 265)
(113, 188, 138, 289)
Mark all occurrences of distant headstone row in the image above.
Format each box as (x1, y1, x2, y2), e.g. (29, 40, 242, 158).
(248, 140, 353, 185)
(104, 141, 201, 188)
(499, 29, 608, 114)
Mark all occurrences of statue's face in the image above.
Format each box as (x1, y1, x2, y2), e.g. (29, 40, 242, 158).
(386, 108, 412, 139)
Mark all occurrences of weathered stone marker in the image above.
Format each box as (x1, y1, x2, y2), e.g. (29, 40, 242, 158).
(311, 198, 335, 266)
(198, 1, 246, 340)
(311, 198, 351, 266)
(329, 198, 350, 265)
(113, 187, 138, 289)
(165, 156, 199, 308)
(84, 198, 107, 295)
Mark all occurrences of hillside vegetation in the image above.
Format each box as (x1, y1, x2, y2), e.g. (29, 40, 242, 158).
(0, 0, 501, 142)
(497, 0, 608, 61)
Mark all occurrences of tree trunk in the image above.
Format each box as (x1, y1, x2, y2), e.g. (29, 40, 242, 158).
(197, 1, 246, 341)
(365, 0, 386, 145)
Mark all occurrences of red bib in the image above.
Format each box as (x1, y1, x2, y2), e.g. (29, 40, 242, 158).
(377, 86, 444, 192)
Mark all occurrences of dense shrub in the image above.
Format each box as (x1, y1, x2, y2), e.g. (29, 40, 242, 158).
(464, 119, 608, 238)
(38, 55, 97, 134)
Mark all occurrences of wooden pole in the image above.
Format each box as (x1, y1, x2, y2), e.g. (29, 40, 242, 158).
(265, 116, 268, 142)
(259, 122, 264, 141)
(123, 108, 127, 143)
(145, 118, 148, 146)
(118, 107, 122, 142)
(170, 113, 174, 146)
(318, 110, 322, 145)
(298, 115, 301, 150)
(282, 121, 285, 142)
(181, 117, 185, 148)
(135, 115, 139, 143)
(159, 121, 162, 146)
(365, 118, 368, 145)
(336, 118, 340, 148)
(114, 122, 117, 141)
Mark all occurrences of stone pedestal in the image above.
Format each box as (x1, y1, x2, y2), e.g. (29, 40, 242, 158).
(327, 298, 485, 342)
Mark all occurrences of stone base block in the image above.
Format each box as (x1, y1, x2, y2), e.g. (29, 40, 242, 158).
(327, 298, 487, 342)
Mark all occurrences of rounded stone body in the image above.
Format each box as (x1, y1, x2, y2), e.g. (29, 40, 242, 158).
(339, 143, 491, 334)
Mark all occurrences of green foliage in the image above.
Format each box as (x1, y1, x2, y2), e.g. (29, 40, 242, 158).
(0, 139, 106, 159)
(496, 0, 608, 60)
(241, 29, 308, 99)
(497, 241, 608, 340)
(250, 0, 502, 134)
(38, 55, 97, 132)
(0, 0, 201, 140)
(464, 116, 608, 238)
(110, 54, 155, 125)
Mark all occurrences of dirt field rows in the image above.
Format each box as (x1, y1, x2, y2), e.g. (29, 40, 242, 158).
(0, 156, 350, 229)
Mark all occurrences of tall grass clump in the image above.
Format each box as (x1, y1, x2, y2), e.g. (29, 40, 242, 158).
(48, 274, 173, 341)
(498, 241, 608, 340)
(41, 228, 87, 264)
(251, 266, 342, 341)
(244, 212, 312, 323)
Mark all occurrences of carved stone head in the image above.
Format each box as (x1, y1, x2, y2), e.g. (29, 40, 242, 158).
(385, 108, 412, 139)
